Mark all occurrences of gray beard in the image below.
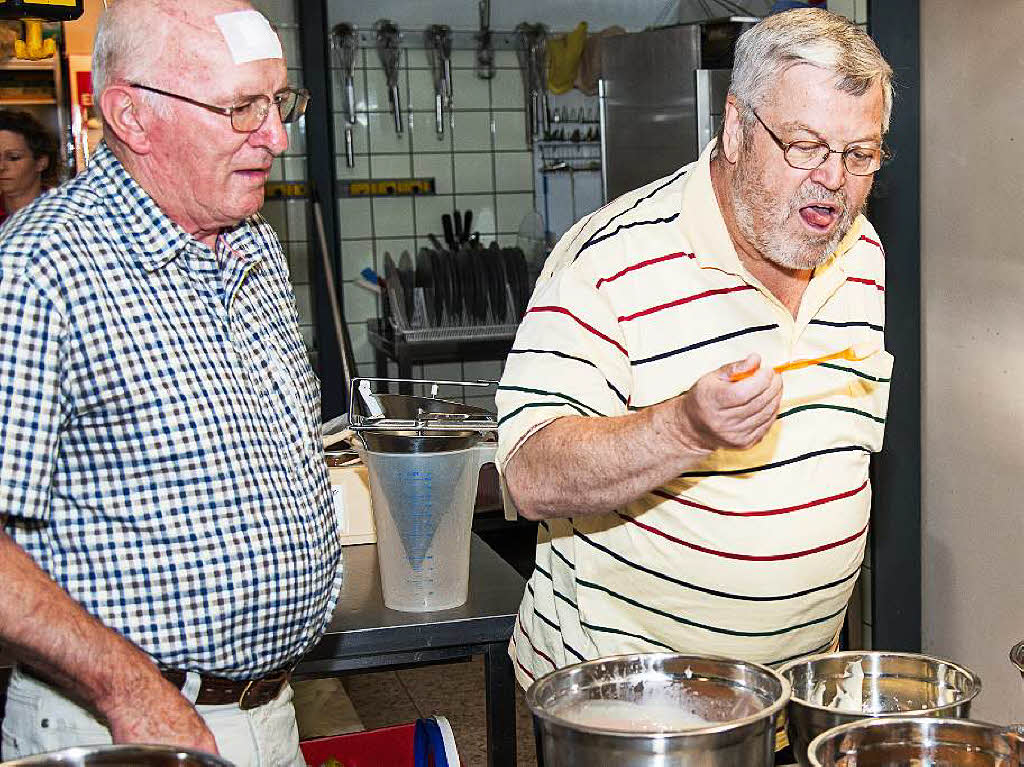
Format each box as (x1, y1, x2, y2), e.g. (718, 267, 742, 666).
(731, 160, 861, 271)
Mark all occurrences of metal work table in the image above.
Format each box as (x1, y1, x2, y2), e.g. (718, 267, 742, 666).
(295, 534, 526, 767)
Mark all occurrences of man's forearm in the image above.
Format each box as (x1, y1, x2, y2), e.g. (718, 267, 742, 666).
(504, 397, 711, 519)
(0, 529, 167, 714)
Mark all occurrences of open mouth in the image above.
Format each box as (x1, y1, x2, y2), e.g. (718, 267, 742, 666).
(799, 202, 840, 231)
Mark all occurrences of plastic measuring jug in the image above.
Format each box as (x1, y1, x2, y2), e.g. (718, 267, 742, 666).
(358, 441, 496, 612)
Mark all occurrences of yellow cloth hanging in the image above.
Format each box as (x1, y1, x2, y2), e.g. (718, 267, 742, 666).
(546, 21, 587, 95)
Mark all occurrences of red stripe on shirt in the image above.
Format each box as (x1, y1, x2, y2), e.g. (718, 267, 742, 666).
(846, 277, 885, 292)
(619, 515, 869, 561)
(595, 251, 696, 288)
(509, 634, 537, 680)
(651, 481, 868, 518)
(518, 622, 557, 669)
(527, 306, 628, 356)
(652, 480, 869, 517)
(619, 285, 755, 323)
(858, 234, 884, 256)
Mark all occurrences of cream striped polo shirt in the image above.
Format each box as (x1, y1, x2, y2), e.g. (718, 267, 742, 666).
(496, 141, 893, 689)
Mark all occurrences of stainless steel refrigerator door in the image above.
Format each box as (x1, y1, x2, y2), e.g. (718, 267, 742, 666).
(599, 25, 701, 202)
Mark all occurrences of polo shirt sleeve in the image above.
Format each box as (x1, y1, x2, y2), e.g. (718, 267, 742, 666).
(0, 266, 67, 523)
(496, 249, 632, 477)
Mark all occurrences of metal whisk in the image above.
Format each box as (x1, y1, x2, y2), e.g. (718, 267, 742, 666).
(375, 19, 403, 135)
(426, 24, 453, 138)
(331, 22, 359, 167)
(515, 23, 549, 145)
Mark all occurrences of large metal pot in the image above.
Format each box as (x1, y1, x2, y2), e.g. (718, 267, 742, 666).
(779, 650, 981, 766)
(526, 653, 790, 767)
(808, 717, 1024, 766)
(0, 745, 234, 766)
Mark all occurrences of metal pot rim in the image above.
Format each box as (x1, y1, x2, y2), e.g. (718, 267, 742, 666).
(806, 715, 1023, 767)
(777, 650, 982, 715)
(525, 651, 792, 739)
(1011, 641, 1024, 673)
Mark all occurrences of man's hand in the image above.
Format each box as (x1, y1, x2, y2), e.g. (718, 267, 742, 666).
(678, 354, 783, 452)
(101, 673, 219, 755)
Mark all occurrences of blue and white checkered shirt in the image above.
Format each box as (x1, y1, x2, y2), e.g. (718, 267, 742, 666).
(0, 143, 342, 679)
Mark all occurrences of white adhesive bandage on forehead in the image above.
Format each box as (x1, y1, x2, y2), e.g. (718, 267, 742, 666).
(214, 10, 283, 65)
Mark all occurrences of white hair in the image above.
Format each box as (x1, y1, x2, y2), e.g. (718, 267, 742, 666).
(728, 8, 893, 134)
(91, 1, 171, 120)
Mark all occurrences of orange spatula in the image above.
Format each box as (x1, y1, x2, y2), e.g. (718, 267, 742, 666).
(729, 343, 879, 382)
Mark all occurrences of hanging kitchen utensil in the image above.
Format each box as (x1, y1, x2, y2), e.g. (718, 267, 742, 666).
(461, 210, 473, 242)
(375, 19, 403, 135)
(426, 25, 452, 138)
(533, 26, 550, 138)
(516, 23, 550, 145)
(515, 23, 537, 145)
(474, 0, 496, 80)
(332, 23, 360, 168)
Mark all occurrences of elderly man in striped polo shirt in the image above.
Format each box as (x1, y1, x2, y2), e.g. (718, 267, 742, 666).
(497, 7, 895, 741)
(0, 1, 339, 764)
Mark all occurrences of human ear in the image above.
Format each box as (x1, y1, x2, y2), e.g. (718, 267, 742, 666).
(99, 85, 153, 154)
(34, 155, 49, 175)
(720, 95, 744, 165)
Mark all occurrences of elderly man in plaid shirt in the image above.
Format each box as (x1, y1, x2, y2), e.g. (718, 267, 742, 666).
(0, 1, 341, 764)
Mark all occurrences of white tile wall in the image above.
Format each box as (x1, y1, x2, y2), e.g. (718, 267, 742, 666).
(333, 39, 537, 383)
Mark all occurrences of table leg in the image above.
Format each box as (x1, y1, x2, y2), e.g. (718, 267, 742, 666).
(484, 641, 517, 767)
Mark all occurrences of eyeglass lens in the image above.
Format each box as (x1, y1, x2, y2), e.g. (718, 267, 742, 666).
(232, 91, 309, 131)
(785, 143, 882, 175)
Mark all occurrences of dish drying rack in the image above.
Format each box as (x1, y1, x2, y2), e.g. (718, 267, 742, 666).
(538, 140, 602, 174)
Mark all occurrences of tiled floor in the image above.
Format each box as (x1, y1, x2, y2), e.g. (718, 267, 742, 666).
(347, 658, 536, 767)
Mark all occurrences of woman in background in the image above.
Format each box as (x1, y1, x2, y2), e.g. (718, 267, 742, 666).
(0, 110, 60, 227)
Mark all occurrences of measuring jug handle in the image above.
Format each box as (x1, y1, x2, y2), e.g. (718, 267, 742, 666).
(472, 440, 497, 471)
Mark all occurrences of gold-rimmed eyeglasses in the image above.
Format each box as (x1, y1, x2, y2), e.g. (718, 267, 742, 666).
(129, 83, 311, 133)
(749, 107, 889, 176)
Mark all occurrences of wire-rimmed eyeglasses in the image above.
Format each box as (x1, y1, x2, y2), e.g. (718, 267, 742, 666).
(750, 107, 889, 176)
(129, 83, 311, 133)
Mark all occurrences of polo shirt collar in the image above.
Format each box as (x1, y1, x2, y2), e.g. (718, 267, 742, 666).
(677, 139, 863, 281)
(90, 142, 264, 272)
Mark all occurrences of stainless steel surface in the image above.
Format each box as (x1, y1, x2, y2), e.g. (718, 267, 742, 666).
(527, 653, 790, 766)
(808, 717, 1024, 767)
(598, 78, 608, 202)
(600, 25, 701, 201)
(348, 378, 497, 453)
(295, 535, 523, 670)
(695, 68, 731, 152)
(1012, 641, 1024, 679)
(780, 651, 981, 767)
(0, 745, 233, 766)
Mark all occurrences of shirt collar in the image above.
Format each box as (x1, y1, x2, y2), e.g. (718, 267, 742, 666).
(676, 139, 863, 279)
(90, 142, 264, 272)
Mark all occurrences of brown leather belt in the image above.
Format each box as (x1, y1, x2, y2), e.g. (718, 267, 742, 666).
(161, 668, 292, 710)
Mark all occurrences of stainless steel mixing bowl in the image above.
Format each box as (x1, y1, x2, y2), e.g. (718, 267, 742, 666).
(808, 716, 1024, 766)
(1011, 641, 1024, 680)
(526, 652, 790, 767)
(779, 650, 981, 766)
(0, 745, 234, 766)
